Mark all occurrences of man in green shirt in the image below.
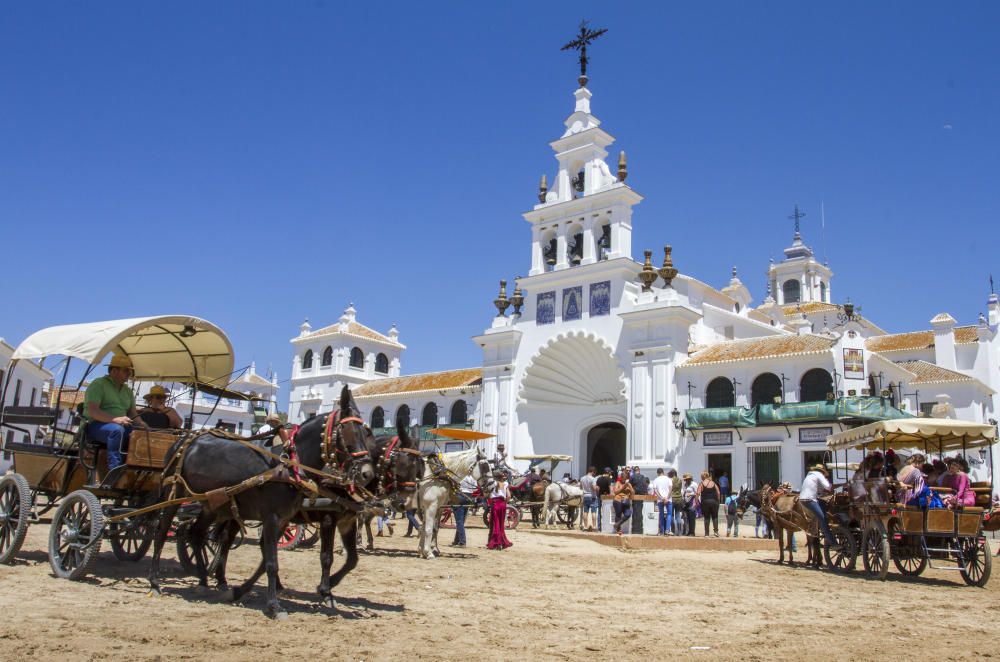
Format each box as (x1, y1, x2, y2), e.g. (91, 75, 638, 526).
(84, 354, 141, 470)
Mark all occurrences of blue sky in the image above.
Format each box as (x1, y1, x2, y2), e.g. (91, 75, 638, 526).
(1, 2, 997, 404)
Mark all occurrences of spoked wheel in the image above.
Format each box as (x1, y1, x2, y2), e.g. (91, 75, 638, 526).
(297, 523, 320, 549)
(958, 537, 992, 587)
(48, 490, 104, 580)
(823, 525, 858, 574)
(0, 473, 32, 565)
(505, 506, 521, 530)
(439, 507, 456, 529)
(889, 522, 927, 577)
(175, 522, 225, 575)
(861, 521, 890, 581)
(482, 505, 521, 530)
(278, 524, 305, 551)
(108, 498, 155, 562)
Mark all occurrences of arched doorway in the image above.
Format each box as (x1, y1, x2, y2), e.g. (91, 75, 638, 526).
(587, 422, 626, 472)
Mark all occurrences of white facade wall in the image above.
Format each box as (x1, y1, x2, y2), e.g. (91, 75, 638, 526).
(1, 339, 54, 472)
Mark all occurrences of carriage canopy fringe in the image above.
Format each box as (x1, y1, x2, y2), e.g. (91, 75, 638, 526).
(11, 315, 234, 387)
(825, 417, 997, 453)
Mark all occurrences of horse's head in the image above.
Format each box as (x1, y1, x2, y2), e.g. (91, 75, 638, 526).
(735, 484, 750, 515)
(471, 446, 494, 494)
(375, 413, 424, 508)
(334, 385, 375, 485)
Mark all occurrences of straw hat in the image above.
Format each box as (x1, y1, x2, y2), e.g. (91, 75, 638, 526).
(265, 413, 282, 426)
(106, 354, 133, 369)
(810, 464, 829, 475)
(682, 473, 692, 480)
(143, 385, 170, 401)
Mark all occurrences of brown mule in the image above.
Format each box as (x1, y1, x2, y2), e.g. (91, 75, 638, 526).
(760, 485, 823, 568)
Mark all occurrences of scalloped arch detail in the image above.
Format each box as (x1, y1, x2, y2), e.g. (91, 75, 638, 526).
(519, 331, 626, 407)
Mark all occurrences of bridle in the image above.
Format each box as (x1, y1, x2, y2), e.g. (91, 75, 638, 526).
(474, 448, 494, 494)
(376, 435, 425, 507)
(322, 409, 373, 483)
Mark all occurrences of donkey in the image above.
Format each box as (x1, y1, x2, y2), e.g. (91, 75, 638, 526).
(147, 385, 375, 619)
(413, 447, 492, 559)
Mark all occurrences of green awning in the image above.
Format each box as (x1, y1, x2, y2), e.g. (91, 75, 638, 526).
(684, 406, 757, 430)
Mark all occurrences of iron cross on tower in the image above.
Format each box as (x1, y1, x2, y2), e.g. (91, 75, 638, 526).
(561, 20, 608, 87)
(789, 204, 806, 240)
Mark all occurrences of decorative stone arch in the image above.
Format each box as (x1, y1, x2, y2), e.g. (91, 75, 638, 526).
(566, 220, 585, 266)
(540, 227, 557, 271)
(519, 331, 626, 407)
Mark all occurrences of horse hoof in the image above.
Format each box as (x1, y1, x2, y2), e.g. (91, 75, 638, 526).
(322, 596, 337, 610)
(147, 588, 161, 598)
(195, 585, 213, 597)
(271, 610, 289, 621)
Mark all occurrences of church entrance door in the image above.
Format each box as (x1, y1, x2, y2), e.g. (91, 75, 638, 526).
(587, 422, 626, 472)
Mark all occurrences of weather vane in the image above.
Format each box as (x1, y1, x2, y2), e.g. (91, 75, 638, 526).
(561, 20, 607, 87)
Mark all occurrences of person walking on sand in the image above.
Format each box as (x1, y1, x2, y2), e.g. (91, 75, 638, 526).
(451, 474, 477, 547)
(697, 471, 721, 537)
(595, 467, 613, 531)
(487, 471, 513, 550)
(668, 469, 683, 536)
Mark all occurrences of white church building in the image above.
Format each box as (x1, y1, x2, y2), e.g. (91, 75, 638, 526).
(287, 75, 999, 489)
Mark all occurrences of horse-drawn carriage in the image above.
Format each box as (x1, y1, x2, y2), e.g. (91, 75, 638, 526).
(0, 315, 237, 577)
(822, 418, 995, 585)
(510, 454, 581, 528)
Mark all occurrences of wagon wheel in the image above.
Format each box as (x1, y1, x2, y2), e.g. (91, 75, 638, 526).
(889, 521, 926, 576)
(108, 498, 155, 562)
(278, 524, 305, 551)
(175, 522, 226, 575)
(0, 473, 33, 565)
(505, 506, 521, 530)
(861, 520, 890, 581)
(48, 489, 104, 580)
(439, 507, 456, 529)
(297, 523, 320, 549)
(958, 537, 992, 587)
(823, 524, 857, 574)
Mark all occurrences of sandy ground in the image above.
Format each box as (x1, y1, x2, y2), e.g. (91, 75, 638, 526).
(1, 520, 998, 661)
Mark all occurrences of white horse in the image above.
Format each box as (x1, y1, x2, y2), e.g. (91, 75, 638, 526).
(409, 447, 491, 559)
(543, 481, 584, 529)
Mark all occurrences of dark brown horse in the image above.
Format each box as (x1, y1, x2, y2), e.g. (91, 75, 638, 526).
(759, 485, 822, 567)
(147, 385, 374, 619)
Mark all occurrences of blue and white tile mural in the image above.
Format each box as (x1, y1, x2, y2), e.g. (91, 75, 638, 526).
(590, 281, 611, 316)
(536, 291, 555, 325)
(562, 286, 582, 321)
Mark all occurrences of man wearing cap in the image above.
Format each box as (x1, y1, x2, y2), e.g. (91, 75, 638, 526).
(84, 355, 142, 470)
(799, 464, 839, 550)
(137, 385, 183, 429)
(681, 473, 698, 536)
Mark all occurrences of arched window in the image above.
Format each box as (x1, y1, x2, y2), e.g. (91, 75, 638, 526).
(800, 368, 834, 402)
(734, 302, 741, 313)
(597, 223, 611, 260)
(819, 281, 827, 303)
(705, 377, 735, 408)
(370, 406, 385, 429)
(301, 350, 313, 370)
(567, 228, 583, 266)
(349, 347, 364, 369)
(542, 236, 557, 272)
(396, 404, 410, 427)
(450, 400, 467, 425)
(321, 346, 333, 367)
(751, 373, 783, 407)
(375, 353, 389, 374)
(421, 402, 438, 426)
(782, 279, 801, 304)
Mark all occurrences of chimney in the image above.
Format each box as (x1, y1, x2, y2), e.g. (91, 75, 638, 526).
(789, 315, 812, 336)
(930, 313, 957, 370)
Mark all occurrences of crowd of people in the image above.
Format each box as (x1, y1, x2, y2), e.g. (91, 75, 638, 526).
(576, 465, 748, 537)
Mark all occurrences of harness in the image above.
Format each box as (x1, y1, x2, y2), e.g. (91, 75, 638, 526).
(376, 435, 424, 505)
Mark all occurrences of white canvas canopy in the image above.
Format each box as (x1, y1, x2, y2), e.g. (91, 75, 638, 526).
(826, 418, 997, 453)
(10, 315, 234, 387)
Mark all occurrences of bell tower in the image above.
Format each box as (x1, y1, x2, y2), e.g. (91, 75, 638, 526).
(767, 205, 833, 306)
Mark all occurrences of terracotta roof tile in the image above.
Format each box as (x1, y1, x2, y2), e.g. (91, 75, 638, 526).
(779, 302, 840, 316)
(353, 368, 482, 398)
(866, 325, 978, 353)
(895, 360, 973, 385)
(304, 321, 402, 347)
(681, 334, 835, 366)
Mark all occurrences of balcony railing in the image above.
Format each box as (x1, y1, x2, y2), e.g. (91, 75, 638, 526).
(684, 396, 911, 431)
